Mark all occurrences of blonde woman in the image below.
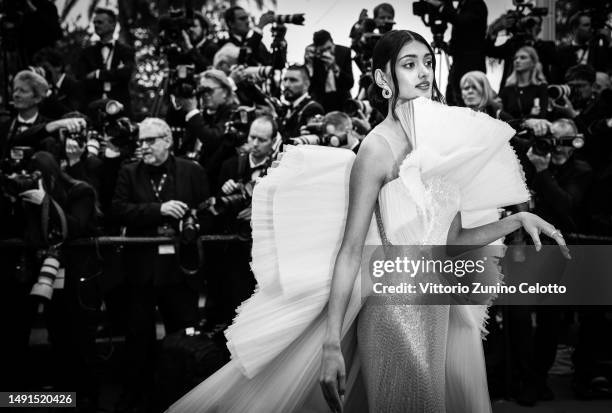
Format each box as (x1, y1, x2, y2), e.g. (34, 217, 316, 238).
(460, 71, 512, 121)
(499, 46, 548, 121)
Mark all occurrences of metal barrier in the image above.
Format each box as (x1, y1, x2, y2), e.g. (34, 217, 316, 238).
(0, 234, 247, 248)
(0, 232, 610, 248)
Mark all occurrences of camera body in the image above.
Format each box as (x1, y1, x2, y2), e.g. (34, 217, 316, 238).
(224, 106, 257, 147)
(180, 208, 200, 244)
(0, 146, 42, 197)
(516, 129, 585, 156)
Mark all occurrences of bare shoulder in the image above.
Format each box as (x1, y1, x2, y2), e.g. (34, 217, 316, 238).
(352, 132, 394, 184)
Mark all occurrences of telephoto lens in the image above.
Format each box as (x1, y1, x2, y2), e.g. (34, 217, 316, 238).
(30, 247, 61, 300)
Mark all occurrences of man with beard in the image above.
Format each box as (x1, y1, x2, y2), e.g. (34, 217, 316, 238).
(278, 64, 324, 140)
(112, 118, 210, 412)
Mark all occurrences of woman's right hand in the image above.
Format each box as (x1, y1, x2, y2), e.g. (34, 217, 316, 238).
(320, 341, 346, 413)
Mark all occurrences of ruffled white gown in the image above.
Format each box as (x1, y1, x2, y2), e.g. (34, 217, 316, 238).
(166, 97, 529, 413)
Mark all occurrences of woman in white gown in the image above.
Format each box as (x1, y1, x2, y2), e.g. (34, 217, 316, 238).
(167, 30, 569, 413)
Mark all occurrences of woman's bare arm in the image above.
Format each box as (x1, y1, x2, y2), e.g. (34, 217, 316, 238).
(446, 211, 570, 258)
(324, 137, 391, 345)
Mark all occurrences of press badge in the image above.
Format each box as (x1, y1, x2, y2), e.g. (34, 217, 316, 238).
(158, 244, 176, 255)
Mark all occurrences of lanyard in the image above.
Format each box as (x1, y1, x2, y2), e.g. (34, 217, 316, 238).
(151, 173, 167, 202)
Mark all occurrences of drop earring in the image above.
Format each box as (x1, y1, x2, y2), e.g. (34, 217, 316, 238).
(382, 86, 392, 99)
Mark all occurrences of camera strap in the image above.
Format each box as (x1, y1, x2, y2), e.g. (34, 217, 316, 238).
(40, 195, 68, 245)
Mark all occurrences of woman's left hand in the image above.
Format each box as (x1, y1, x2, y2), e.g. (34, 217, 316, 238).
(20, 179, 46, 205)
(517, 212, 571, 259)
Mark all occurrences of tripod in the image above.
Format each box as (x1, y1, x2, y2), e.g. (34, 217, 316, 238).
(431, 35, 451, 100)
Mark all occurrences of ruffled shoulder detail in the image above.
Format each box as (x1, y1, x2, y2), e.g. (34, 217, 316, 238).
(396, 97, 529, 212)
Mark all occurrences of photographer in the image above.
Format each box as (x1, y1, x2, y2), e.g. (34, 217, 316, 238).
(551, 64, 612, 173)
(322, 111, 363, 153)
(422, 0, 488, 105)
(305, 30, 354, 112)
(73, 7, 135, 117)
(509, 118, 593, 405)
(0, 70, 87, 161)
(178, 69, 239, 190)
(0, 151, 100, 410)
(179, 12, 219, 73)
(279, 64, 324, 139)
(219, 6, 274, 67)
(59, 112, 104, 196)
(111, 118, 210, 412)
(486, 13, 556, 88)
(553, 11, 612, 84)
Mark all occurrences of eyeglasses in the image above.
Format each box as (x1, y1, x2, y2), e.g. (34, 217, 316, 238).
(138, 136, 164, 146)
(198, 86, 222, 96)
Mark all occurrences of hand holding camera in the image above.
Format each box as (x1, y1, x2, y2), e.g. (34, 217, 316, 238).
(161, 200, 188, 219)
(46, 117, 87, 134)
(526, 147, 551, 172)
(522, 118, 551, 137)
(221, 179, 241, 195)
(257, 11, 276, 29)
(65, 138, 86, 166)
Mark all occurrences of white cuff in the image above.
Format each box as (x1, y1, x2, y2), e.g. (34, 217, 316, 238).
(185, 109, 200, 122)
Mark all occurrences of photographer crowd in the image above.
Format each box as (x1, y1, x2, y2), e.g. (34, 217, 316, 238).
(1, 1, 612, 412)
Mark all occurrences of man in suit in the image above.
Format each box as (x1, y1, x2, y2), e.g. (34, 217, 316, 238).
(553, 12, 612, 84)
(0, 70, 86, 161)
(74, 7, 134, 116)
(305, 30, 354, 113)
(424, 0, 488, 106)
(219, 6, 274, 67)
(279, 64, 324, 139)
(112, 118, 210, 412)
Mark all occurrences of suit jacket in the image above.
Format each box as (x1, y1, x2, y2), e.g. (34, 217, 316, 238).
(74, 41, 135, 115)
(40, 75, 82, 119)
(552, 37, 612, 83)
(441, 0, 488, 57)
(111, 156, 210, 285)
(219, 31, 272, 67)
(309, 44, 354, 112)
(0, 114, 59, 160)
(279, 95, 324, 139)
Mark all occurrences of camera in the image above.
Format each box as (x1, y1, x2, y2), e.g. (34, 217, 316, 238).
(290, 134, 321, 145)
(275, 14, 305, 25)
(242, 66, 274, 81)
(303, 114, 325, 135)
(516, 130, 585, 156)
(223, 106, 257, 146)
(412, 0, 448, 50)
(204, 180, 255, 217)
(30, 246, 61, 301)
(171, 64, 198, 99)
(321, 134, 348, 148)
(180, 208, 200, 244)
(532, 134, 584, 156)
(547, 84, 571, 102)
(159, 7, 193, 67)
(0, 146, 43, 197)
(89, 99, 139, 151)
